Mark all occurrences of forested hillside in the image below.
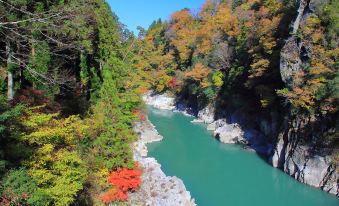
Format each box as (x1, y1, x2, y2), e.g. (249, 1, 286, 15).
(132, 0, 338, 147)
(0, 0, 142, 205)
(0, 0, 338, 205)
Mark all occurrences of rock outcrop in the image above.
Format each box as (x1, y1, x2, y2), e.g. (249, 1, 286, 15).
(142, 91, 175, 110)
(280, 0, 310, 89)
(276, 0, 338, 196)
(271, 118, 338, 196)
(196, 103, 215, 124)
(213, 121, 246, 144)
(280, 36, 303, 89)
(130, 120, 196, 206)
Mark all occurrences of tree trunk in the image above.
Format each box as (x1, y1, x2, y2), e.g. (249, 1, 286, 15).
(6, 43, 14, 101)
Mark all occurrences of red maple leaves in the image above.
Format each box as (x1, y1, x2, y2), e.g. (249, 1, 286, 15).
(168, 77, 177, 89)
(101, 162, 142, 204)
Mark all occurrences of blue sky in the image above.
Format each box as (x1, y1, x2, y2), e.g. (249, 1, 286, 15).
(108, 0, 206, 35)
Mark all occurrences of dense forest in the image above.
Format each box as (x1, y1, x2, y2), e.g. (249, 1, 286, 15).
(132, 0, 338, 146)
(0, 0, 338, 205)
(0, 0, 142, 205)
(134, 0, 338, 114)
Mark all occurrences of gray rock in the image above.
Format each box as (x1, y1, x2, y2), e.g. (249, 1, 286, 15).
(280, 37, 302, 89)
(133, 122, 163, 157)
(207, 121, 217, 131)
(143, 91, 175, 110)
(131, 119, 196, 206)
(284, 145, 338, 196)
(271, 136, 285, 168)
(292, 0, 308, 34)
(214, 123, 246, 144)
(271, 124, 338, 196)
(197, 104, 215, 124)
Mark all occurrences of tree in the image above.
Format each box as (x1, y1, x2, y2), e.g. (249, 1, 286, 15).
(168, 9, 197, 66)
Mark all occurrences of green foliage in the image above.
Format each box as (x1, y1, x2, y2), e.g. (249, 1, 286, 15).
(201, 86, 216, 102)
(0, 0, 142, 205)
(91, 70, 136, 170)
(0, 96, 24, 137)
(317, 0, 339, 48)
(26, 41, 51, 90)
(1, 168, 37, 199)
(80, 52, 90, 86)
(17, 107, 88, 205)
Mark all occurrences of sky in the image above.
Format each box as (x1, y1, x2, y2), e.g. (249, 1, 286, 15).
(108, 0, 206, 35)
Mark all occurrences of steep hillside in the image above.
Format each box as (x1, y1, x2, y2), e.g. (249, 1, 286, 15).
(0, 1, 142, 205)
(132, 0, 338, 195)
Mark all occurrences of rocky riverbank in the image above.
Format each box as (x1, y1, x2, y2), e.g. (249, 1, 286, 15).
(144, 92, 271, 154)
(143, 91, 338, 196)
(129, 118, 196, 206)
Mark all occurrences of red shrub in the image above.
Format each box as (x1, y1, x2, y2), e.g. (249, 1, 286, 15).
(168, 77, 177, 89)
(101, 162, 142, 204)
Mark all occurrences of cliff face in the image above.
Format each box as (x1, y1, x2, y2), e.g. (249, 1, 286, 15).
(271, 115, 338, 195)
(273, 0, 338, 196)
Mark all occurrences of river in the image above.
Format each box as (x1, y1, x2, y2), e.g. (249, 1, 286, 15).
(147, 107, 339, 206)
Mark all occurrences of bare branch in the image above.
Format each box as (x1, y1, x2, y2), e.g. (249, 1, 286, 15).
(0, 12, 64, 26)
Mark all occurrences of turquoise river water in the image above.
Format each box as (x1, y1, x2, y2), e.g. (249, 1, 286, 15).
(147, 107, 339, 206)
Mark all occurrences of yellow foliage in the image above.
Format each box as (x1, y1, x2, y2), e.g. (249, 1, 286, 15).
(249, 59, 270, 78)
(279, 87, 315, 111)
(0, 66, 6, 79)
(212, 71, 224, 88)
(94, 167, 110, 188)
(310, 63, 332, 75)
(153, 69, 172, 93)
(21, 107, 88, 147)
(195, 2, 240, 56)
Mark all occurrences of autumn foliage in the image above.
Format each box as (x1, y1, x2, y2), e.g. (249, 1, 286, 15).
(0, 189, 29, 206)
(13, 88, 61, 113)
(133, 109, 147, 121)
(101, 163, 142, 204)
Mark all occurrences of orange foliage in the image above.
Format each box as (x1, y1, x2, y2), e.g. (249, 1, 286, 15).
(101, 163, 142, 204)
(169, 9, 197, 62)
(196, 3, 240, 56)
(185, 63, 210, 82)
(185, 63, 211, 88)
(133, 110, 146, 121)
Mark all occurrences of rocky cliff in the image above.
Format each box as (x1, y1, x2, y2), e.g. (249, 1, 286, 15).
(274, 0, 338, 196)
(271, 115, 338, 195)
